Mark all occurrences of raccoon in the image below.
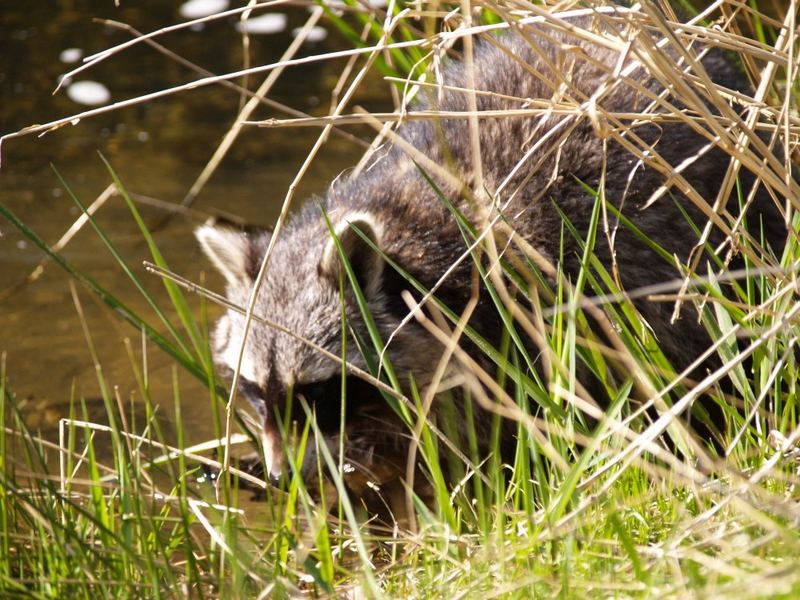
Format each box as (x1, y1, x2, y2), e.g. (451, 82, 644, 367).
(197, 16, 783, 491)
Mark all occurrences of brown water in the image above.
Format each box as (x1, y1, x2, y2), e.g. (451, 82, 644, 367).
(0, 1, 384, 446)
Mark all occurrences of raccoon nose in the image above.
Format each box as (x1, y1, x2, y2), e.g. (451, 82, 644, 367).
(261, 419, 285, 481)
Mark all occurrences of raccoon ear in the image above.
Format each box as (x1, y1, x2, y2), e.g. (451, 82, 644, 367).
(319, 213, 384, 296)
(195, 223, 267, 285)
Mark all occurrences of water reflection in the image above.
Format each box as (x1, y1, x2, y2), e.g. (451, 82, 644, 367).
(179, 0, 231, 20)
(235, 13, 288, 35)
(65, 80, 112, 105)
(0, 0, 383, 445)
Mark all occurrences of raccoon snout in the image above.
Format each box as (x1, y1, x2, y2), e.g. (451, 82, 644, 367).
(260, 418, 285, 481)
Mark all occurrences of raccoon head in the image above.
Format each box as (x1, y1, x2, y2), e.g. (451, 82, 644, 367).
(196, 209, 442, 483)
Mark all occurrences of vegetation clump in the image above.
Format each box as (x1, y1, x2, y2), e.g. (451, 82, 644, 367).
(1, 1, 799, 597)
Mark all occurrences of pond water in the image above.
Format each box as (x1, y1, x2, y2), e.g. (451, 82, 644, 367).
(0, 0, 387, 448)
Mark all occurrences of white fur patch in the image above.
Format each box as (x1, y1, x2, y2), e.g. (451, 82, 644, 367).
(222, 342, 259, 383)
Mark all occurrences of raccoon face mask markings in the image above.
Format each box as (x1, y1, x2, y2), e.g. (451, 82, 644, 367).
(236, 376, 269, 412)
(291, 375, 383, 436)
(231, 367, 385, 473)
(292, 377, 346, 434)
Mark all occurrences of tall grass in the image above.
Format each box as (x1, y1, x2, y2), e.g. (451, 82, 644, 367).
(1, 0, 799, 597)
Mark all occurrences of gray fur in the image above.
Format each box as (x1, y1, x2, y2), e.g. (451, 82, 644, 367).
(198, 18, 783, 483)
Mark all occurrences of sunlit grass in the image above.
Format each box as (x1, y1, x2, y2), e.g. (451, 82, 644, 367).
(1, 0, 799, 598)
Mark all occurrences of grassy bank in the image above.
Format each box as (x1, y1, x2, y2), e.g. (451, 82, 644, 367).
(1, 0, 799, 598)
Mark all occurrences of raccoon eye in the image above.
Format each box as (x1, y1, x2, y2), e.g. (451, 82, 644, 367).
(295, 380, 336, 405)
(291, 376, 384, 434)
(293, 377, 348, 433)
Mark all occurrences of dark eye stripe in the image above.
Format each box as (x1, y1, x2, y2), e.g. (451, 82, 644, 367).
(220, 368, 383, 434)
(295, 379, 340, 404)
(237, 377, 267, 402)
(218, 366, 262, 398)
(292, 375, 381, 433)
